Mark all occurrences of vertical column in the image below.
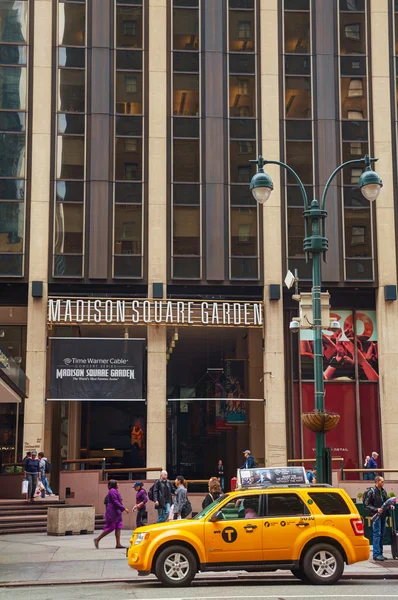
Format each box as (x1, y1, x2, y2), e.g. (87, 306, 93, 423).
(260, 0, 287, 466)
(67, 402, 82, 463)
(147, 0, 167, 467)
(248, 329, 264, 463)
(24, 0, 52, 453)
(370, 0, 398, 471)
(314, 0, 341, 281)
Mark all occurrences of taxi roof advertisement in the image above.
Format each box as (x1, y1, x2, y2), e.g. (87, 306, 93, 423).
(238, 466, 307, 488)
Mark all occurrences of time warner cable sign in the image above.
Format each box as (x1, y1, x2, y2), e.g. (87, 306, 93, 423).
(48, 338, 145, 401)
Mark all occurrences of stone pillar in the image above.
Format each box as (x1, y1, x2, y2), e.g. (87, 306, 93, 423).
(370, 0, 398, 473)
(67, 402, 82, 463)
(147, 0, 167, 468)
(260, 0, 287, 466)
(24, 0, 52, 454)
(248, 329, 264, 464)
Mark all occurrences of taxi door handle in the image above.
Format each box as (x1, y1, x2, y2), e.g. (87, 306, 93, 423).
(296, 522, 310, 527)
(244, 524, 257, 530)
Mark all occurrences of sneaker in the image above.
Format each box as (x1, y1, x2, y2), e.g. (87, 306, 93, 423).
(373, 556, 385, 561)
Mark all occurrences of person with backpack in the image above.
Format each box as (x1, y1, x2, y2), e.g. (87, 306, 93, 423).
(364, 475, 390, 561)
(202, 477, 222, 509)
(240, 449, 257, 469)
(132, 481, 148, 528)
(173, 475, 189, 520)
(151, 470, 175, 523)
(94, 480, 129, 549)
(38, 452, 53, 497)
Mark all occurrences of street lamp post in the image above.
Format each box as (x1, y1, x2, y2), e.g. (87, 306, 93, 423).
(249, 155, 383, 483)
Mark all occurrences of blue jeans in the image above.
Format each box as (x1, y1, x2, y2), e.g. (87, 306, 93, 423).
(372, 516, 386, 558)
(40, 475, 53, 498)
(156, 502, 170, 523)
(364, 472, 375, 481)
(220, 476, 225, 492)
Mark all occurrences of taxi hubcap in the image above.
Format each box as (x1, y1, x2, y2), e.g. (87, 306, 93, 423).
(164, 552, 190, 580)
(312, 550, 337, 578)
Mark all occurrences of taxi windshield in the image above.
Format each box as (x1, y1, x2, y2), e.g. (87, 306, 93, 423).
(192, 494, 227, 520)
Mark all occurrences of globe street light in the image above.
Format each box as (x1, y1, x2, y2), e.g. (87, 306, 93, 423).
(249, 154, 382, 483)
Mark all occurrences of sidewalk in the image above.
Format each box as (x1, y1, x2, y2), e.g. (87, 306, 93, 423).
(0, 531, 397, 586)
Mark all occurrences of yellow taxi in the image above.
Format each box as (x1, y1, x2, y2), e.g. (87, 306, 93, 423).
(127, 483, 369, 587)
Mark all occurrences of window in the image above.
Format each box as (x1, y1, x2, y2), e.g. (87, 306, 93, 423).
(125, 75, 137, 93)
(124, 21, 136, 37)
(116, 7, 142, 48)
(345, 23, 361, 41)
(347, 110, 364, 119)
(284, 12, 310, 54)
(0, 2, 28, 44)
(348, 78, 363, 97)
(266, 493, 308, 517)
(238, 21, 251, 40)
(350, 167, 362, 185)
(58, 3, 85, 46)
(219, 495, 261, 520)
(229, 11, 254, 52)
(351, 225, 365, 245)
(308, 492, 350, 515)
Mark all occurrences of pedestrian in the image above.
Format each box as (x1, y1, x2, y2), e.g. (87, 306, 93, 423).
(22, 451, 31, 467)
(38, 452, 53, 497)
(364, 475, 391, 561)
(94, 480, 129, 549)
(240, 449, 256, 469)
(365, 451, 379, 480)
(132, 481, 148, 529)
(202, 477, 222, 509)
(306, 467, 316, 484)
(24, 449, 41, 503)
(153, 470, 175, 523)
(216, 459, 225, 491)
(173, 475, 187, 520)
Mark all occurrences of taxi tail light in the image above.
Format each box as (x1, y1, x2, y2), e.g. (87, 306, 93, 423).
(350, 518, 364, 536)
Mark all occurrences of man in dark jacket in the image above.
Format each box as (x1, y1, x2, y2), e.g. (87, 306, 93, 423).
(240, 449, 255, 469)
(364, 475, 388, 561)
(153, 470, 174, 523)
(23, 450, 41, 503)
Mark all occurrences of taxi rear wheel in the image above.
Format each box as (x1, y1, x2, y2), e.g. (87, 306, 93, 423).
(155, 545, 197, 587)
(302, 543, 344, 585)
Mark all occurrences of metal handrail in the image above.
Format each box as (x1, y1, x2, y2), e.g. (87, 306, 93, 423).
(62, 458, 107, 471)
(1, 462, 23, 474)
(103, 467, 163, 481)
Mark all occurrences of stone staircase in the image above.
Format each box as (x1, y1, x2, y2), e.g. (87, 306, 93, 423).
(0, 499, 105, 535)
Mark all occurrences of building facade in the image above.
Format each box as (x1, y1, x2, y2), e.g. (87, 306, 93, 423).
(0, 0, 397, 488)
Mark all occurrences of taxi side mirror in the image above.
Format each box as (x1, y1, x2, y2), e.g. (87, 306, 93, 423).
(210, 510, 223, 522)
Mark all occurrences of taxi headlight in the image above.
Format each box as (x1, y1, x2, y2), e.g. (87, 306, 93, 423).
(134, 532, 149, 545)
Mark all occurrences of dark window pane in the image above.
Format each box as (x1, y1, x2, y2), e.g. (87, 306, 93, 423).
(116, 115, 142, 136)
(173, 183, 200, 205)
(59, 69, 85, 112)
(173, 205, 200, 255)
(57, 136, 84, 179)
(58, 3, 85, 46)
(229, 54, 255, 74)
(231, 206, 257, 257)
(116, 72, 142, 114)
(0, 2, 28, 44)
(173, 139, 200, 182)
(340, 13, 366, 55)
(286, 77, 311, 118)
(116, 6, 143, 48)
(0, 66, 26, 110)
(173, 117, 199, 138)
(0, 133, 25, 177)
(230, 185, 256, 206)
(287, 185, 313, 206)
(343, 186, 369, 208)
(286, 120, 312, 140)
(174, 0, 198, 6)
(173, 256, 200, 278)
(345, 258, 373, 280)
(114, 255, 142, 278)
(54, 254, 83, 277)
(340, 56, 366, 76)
(342, 120, 368, 141)
(0, 201, 24, 251)
(114, 204, 142, 254)
(173, 8, 199, 50)
(0, 253, 22, 275)
(230, 0, 254, 7)
(344, 206, 371, 258)
(308, 492, 350, 515)
(173, 73, 199, 116)
(286, 141, 313, 184)
(117, 0, 142, 4)
(173, 51, 199, 72)
(267, 494, 308, 517)
(54, 203, 84, 253)
(339, 0, 365, 11)
(285, 55, 311, 75)
(0, 112, 25, 132)
(288, 207, 305, 258)
(58, 113, 85, 134)
(0, 179, 24, 200)
(229, 75, 255, 118)
(230, 119, 256, 139)
(58, 47, 85, 68)
(285, 0, 309, 8)
(115, 182, 142, 203)
(341, 77, 367, 119)
(230, 257, 258, 279)
(56, 181, 84, 202)
(0, 45, 26, 65)
(115, 137, 142, 180)
(342, 141, 368, 184)
(285, 12, 310, 53)
(229, 10, 254, 52)
(230, 140, 256, 183)
(116, 50, 142, 70)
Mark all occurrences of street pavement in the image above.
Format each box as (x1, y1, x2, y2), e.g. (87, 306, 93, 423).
(0, 530, 397, 587)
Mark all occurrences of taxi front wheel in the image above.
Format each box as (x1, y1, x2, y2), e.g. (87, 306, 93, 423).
(155, 545, 197, 587)
(302, 543, 344, 585)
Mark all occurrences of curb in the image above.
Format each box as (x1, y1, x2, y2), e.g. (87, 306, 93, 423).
(1, 572, 398, 588)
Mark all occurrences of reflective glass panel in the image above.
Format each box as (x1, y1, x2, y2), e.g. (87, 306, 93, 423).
(0, 66, 26, 110)
(286, 141, 313, 184)
(173, 205, 200, 255)
(58, 3, 85, 46)
(113, 255, 142, 278)
(230, 140, 256, 183)
(230, 206, 257, 256)
(0, 45, 26, 65)
(0, 111, 25, 132)
(173, 51, 199, 72)
(340, 13, 366, 55)
(54, 202, 84, 253)
(115, 182, 142, 203)
(285, 76, 311, 118)
(230, 257, 258, 279)
(116, 6, 143, 48)
(229, 75, 255, 117)
(115, 137, 142, 180)
(54, 254, 82, 277)
(173, 256, 200, 278)
(341, 77, 367, 119)
(0, 133, 25, 177)
(114, 204, 142, 254)
(173, 8, 199, 50)
(57, 113, 85, 134)
(288, 207, 305, 257)
(116, 72, 142, 114)
(57, 136, 85, 179)
(58, 69, 85, 112)
(0, 178, 24, 200)
(229, 10, 255, 52)
(0, 2, 28, 44)
(173, 73, 199, 116)
(116, 49, 142, 70)
(344, 207, 371, 258)
(0, 201, 23, 252)
(58, 47, 85, 68)
(173, 139, 200, 182)
(284, 12, 310, 54)
(56, 180, 84, 203)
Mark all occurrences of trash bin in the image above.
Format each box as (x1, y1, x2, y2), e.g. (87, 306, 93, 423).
(231, 477, 237, 491)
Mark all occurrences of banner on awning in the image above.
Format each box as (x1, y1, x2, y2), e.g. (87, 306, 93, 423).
(48, 338, 145, 401)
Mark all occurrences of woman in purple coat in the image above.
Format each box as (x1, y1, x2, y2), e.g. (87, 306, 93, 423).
(94, 480, 129, 549)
